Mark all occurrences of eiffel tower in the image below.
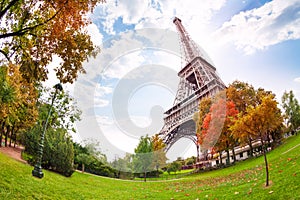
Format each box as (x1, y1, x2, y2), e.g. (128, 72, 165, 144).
(159, 17, 226, 158)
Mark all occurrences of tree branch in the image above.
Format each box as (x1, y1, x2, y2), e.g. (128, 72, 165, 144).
(0, 49, 10, 61)
(0, 0, 20, 19)
(0, 0, 67, 39)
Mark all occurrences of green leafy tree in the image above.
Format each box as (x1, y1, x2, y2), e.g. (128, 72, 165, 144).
(133, 135, 154, 182)
(185, 156, 196, 166)
(76, 153, 93, 173)
(43, 128, 74, 177)
(73, 140, 114, 177)
(22, 86, 81, 176)
(167, 161, 182, 175)
(111, 154, 133, 179)
(282, 90, 300, 135)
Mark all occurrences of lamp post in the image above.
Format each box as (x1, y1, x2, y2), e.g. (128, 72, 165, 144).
(32, 83, 63, 178)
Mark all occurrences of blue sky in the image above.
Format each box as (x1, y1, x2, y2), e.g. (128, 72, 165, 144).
(69, 0, 300, 161)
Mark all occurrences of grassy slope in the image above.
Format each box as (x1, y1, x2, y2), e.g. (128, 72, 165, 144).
(0, 135, 299, 200)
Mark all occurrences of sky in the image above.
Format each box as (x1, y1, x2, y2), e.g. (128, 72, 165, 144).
(47, 0, 300, 162)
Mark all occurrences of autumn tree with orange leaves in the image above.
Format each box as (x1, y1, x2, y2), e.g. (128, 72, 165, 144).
(226, 81, 257, 157)
(201, 94, 239, 164)
(0, 64, 38, 147)
(0, 0, 105, 146)
(231, 94, 283, 186)
(0, 0, 105, 83)
(195, 96, 212, 160)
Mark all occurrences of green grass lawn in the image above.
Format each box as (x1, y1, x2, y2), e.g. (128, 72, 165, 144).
(1, 134, 300, 200)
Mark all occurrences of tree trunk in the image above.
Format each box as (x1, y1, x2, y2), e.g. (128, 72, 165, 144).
(196, 144, 200, 163)
(13, 128, 18, 148)
(144, 171, 147, 182)
(248, 137, 253, 158)
(232, 148, 236, 163)
(261, 137, 269, 186)
(226, 150, 230, 165)
(82, 164, 85, 173)
(0, 122, 5, 147)
(9, 126, 14, 147)
(0, 125, 3, 147)
(219, 151, 222, 165)
(5, 125, 10, 147)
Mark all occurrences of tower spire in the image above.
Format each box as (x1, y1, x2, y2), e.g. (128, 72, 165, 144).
(173, 17, 199, 64)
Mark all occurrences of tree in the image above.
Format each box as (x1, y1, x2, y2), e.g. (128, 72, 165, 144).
(195, 96, 212, 160)
(111, 154, 133, 179)
(201, 97, 239, 165)
(282, 90, 300, 135)
(0, 0, 105, 83)
(0, 64, 38, 147)
(227, 80, 256, 113)
(166, 161, 182, 175)
(76, 153, 93, 173)
(43, 128, 74, 177)
(227, 81, 256, 157)
(133, 135, 153, 182)
(151, 134, 167, 172)
(39, 86, 81, 134)
(231, 94, 283, 186)
(21, 86, 81, 177)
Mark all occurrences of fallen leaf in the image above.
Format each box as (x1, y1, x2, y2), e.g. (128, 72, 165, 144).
(269, 191, 274, 194)
(248, 188, 252, 195)
(234, 192, 239, 195)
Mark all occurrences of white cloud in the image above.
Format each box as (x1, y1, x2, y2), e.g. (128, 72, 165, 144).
(93, 84, 113, 108)
(87, 23, 103, 46)
(103, 51, 145, 79)
(294, 77, 300, 83)
(94, 98, 109, 107)
(214, 0, 300, 54)
(95, 84, 113, 97)
(97, 0, 226, 36)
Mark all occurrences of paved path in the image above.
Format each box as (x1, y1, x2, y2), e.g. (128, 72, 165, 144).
(0, 145, 27, 163)
(281, 143, 300, 155)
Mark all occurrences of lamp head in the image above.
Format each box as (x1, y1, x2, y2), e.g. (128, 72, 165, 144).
(54, 83, 63, 91)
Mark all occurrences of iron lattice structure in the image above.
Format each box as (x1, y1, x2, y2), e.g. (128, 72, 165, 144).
(159, 17, 226, 157)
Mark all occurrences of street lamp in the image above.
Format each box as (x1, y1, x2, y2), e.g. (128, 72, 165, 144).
(32, 83, 63, 178)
